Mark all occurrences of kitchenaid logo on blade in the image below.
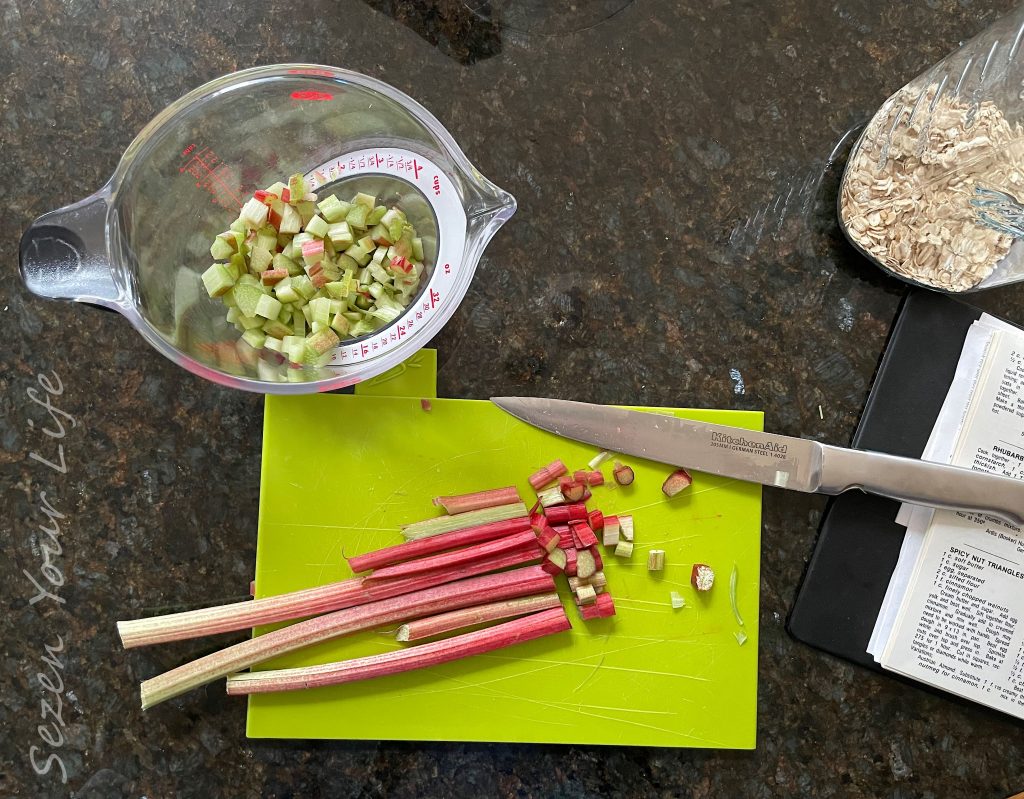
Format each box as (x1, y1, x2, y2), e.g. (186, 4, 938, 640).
(709, 430, 788, 459)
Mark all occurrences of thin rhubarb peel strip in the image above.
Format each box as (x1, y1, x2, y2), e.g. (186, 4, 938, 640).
(400, 503, 528, 540)
(225, 607, 571, 695)
(138, 565, 555, 710)
(117, 577, 364, 649)
(395, 592, 562, 641)
(347, 517, 530, 573)
(432, 486, 521, 515)
(366, 529, 542, 581)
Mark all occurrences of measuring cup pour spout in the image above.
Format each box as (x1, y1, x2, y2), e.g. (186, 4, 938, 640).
(20, 186, 122, 310)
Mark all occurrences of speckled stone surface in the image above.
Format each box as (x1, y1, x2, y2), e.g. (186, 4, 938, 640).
(3, 1, 1024, 796)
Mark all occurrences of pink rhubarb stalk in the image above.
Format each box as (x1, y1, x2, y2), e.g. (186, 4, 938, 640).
(432, 486, 521, 515)
(225, 607, 572, 696)
(118, 577, 366, 649)
(347, 516, 530, 573)
(366, 529, 542, 581)
(121, 547, 542, 651)
(138, 565, 555, 709)
(395, 592, 562, 641)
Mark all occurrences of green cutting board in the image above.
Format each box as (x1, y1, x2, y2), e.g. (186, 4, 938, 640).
(249, 387, 762, 747)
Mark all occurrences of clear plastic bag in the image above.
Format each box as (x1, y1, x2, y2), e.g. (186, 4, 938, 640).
(840, 8, 1024, 292)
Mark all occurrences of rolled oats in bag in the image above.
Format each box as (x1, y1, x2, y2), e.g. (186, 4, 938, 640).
(840, 8, 1024, 292)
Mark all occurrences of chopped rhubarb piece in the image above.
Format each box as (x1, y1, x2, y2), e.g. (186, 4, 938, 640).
(559, 478, 586, 502)
(542, 547, 567, 575)
(287, 173, 306, 203)
(528, 459, 568, 490)
(239, 197, 270, 228)
(535, 487, 567, 508)
(433, 486, 521, 515)
(225, 606, 572, 696)
(575, 548, 597, 580)
(530, 515, 560, 551)
(535, 526, 560, 553)
(261, 268, 288, 286)
(544, 503, 588, 524)
(662, 468, 693, 497)
(601, 515, 620, 547)
(579, 592, 616, 620)
(564, 547, 578, 577)
(612, 461, 635, 486)
(618, 515, 634, 542)
(614, 540, 634, 558)
(647, 549, 666, 571)
(670, 591, 686, 609)
(202, 263, 235, 297)
(570, 574, 607, 592)
(691, 563, 715, 592)
(588, 451, 612, 469)
(575, 584, 597, 606)
(557, 531, 574, 551)
(366, 529, 542, 581)
(301, 239, 325, 265)
(588, 547, 604, 572)
(571, 521, 598, 548)
(347, 517, 531, 573)
(587, 509, 604, 532)
(574, 470, 604, 487)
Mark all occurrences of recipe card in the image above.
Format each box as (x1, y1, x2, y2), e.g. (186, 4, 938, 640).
(879, 329, 1024, 718)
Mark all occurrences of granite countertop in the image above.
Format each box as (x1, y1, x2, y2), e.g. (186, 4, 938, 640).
(3, 0, 1024, 796)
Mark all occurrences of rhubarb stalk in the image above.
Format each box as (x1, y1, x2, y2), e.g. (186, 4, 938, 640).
(225, 607, 571, 696)
(395, 593, 561, 641)
(118, 577, 364, 649)
(432, 486, 521, 515)
(366, 529, 542, 581)
(347, 517, 530, 573)
(400, 502, 527, 540)
(122, 547, 542, 653)
(138, 565, 554, 709)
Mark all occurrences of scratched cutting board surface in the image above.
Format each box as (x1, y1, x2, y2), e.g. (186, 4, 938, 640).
(249, 378, 762, 747)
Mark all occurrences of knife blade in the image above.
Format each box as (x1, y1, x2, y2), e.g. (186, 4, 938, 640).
(491, 396, 1024, 527)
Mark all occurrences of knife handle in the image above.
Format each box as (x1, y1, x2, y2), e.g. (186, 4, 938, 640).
(818, 445, 1024, 527)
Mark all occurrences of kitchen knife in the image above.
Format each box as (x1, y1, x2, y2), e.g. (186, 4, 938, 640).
(491, 396, 1024, 527)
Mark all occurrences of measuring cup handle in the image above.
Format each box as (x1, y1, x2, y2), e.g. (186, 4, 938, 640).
(19, 186, 122, 310)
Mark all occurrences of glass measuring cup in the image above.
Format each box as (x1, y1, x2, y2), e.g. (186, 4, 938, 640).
(838, 8, 1024, 293)
(19, 65, 516, 391)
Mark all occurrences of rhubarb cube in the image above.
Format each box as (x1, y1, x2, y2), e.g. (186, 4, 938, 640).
(201, 263, 235, 297)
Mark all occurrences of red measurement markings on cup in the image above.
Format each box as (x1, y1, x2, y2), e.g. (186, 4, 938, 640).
(180, 145, 243, 210)
(433, 175, 441, 196)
